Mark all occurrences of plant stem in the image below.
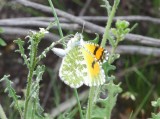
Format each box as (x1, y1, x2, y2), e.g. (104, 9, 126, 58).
(31, 102, 36, 119)
(48, 1, 84, 119)
(48, 0, 64, 45)
(24, 43, 38, 119)
(105, 81, 114, 119)
(131, 86, 154, 119)
(86, 0, 120, 118)
(101, 0, 120, 48)
(37, 38, 63, 62)
(86, 87, 96, 119)
(73, 89, 84, 119)
(108, 39, 119, 64)
(0, 104, 7, 119)
(24, 68, 34, 119)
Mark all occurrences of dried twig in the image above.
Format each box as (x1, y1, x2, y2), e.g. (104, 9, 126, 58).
(80, 16, 160, 24)
(2, 26, 160, 56)
(124, 34, 160, 47)
(42, 59, 61, 108)
(79, 0, 92, 16)
(1, 27, 60, 41)
(0, 17, 69, 23)
(115, 45, 160, 56)
(2, 15, 160, 23)
(13, 0, 160, 47)
(2, 27, 160, 56)
(1, 18, 160, 47)
(116, 57, 160, 79)
(0, 104, 7, 119)
(50, 90, 88, 118)
(13, 0, 104, 33)
(0, 20, 80, 31)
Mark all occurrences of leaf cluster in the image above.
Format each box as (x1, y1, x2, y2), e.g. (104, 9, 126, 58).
(86, 0, 134, 119)
(151, 98, 160, 119)
(0, 28, 53, 119)
(0, 75, 23, 118)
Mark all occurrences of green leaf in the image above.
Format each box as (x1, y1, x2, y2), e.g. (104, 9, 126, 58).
(107, 75, 115, 80)
(14, 38, 29, 66)
(14, 38, 25, 46)
(101, 0, 112, 16)
(151, 113, 160, 119)
(0, 38, 6, 46)
(111, 20, 132, 42)
(0, 75, 23, 117)
(88, 33, 100, 44)
(102, 61, 116, 77)
(95, 81, 122, 119)
(91, 106, 106, 119)
(113, 53, 120, 60)
(116, 20, 129, 29)
(151, 98, 160, 107)
(65, 107, 78, 119)
(0, 28, 4, 33)
(27, 65, 45, 119)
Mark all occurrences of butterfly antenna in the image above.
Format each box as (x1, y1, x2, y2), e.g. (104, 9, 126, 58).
(81, 22, 85, 34)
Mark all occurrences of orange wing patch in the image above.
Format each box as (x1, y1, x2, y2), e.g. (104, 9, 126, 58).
(83, 43, 104, 61)
(81, 43, 105, 86)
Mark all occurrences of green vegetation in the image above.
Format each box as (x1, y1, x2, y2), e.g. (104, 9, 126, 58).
(0, 0, 159, 119)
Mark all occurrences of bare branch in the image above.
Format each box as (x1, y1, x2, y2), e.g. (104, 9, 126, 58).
(42, 59, 61, 108)
(0, 20, 80, 31)
(50, 90, 88, 118)
(2, 15, 160, 24)
(116, 57, 160, 79)
(13, 0, 160, 47)
(1, 26, 160, 57)
(1, 27, 60, 42)
(79, 0, 92, 16)
(2, 26, 160, 56)
(1, 18, 160, 47)
(80, 16, 160, 24)
(14, 0, 103, 33)
(0, 17, 68, 23)
(114, 45, 160, 56)
(125, 34, 160, 47)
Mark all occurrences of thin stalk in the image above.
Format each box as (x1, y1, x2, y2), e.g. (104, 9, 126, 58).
(0, 104, 7, 119)
(24, 44, 38, 119)
(108, 39, 119, 64)
(131, 86, 154, 119)
(24, 71, 34, 119)
(48, 0, 64, 44)
(37, 37, 64, 62)
(105, 80, 114, 119)
(101, 0, 120, 48)
(48, 1, 84, 119)
(86, 0, 120, 118)
(31, 102, 36, 119)
(86, 87, 96, 119)
(129, 111, 133, 119)
(73, 89, 84, 119)
(14, 95, 23, 118)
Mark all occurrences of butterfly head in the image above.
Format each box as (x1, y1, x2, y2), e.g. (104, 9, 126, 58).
(67, 33, 83, 48)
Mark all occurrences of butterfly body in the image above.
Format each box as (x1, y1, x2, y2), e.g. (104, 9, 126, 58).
(52, 33, 108, 88)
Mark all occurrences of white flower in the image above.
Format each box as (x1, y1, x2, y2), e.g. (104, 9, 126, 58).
(39, 28, 49, 34)
(29, 30, 36, 35)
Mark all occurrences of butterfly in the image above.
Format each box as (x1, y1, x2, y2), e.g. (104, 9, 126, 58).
(52, 33, 109, 88)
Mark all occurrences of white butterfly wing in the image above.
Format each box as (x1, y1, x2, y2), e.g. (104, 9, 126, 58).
(59, 46, 88, 88)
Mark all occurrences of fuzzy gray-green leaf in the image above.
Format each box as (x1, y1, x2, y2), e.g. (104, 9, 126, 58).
(0, 75, 23, 118)
(0, 38, 6, 46)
